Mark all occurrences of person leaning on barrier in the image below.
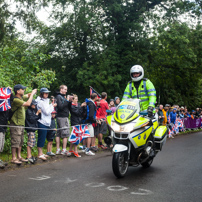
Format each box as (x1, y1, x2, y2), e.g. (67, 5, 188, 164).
(122, 65, 156, 118)
(179, 106, 185, 119)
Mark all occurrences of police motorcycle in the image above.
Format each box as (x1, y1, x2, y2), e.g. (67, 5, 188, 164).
(106, 99, 167, 178)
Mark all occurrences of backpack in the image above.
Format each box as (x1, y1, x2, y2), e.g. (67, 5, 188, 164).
(81, 105, 88, 120)
(8, 96, 20, 121)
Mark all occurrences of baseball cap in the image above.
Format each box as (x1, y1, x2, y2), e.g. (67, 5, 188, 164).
(51, 110, 57, 114)
(14, 84, 26, 91)
(30, 99, 37, 106)
(40, 88, 51, 93)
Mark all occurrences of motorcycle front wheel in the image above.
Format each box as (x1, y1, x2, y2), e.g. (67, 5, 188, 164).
(112, 152, 129, 178)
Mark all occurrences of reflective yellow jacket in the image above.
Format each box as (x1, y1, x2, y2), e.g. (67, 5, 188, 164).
(122, 79, 156, 111)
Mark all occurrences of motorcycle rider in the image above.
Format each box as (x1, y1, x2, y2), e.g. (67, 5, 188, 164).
(122, 65, 156, 118)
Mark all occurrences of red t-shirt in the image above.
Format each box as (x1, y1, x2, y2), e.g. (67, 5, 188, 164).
(99, 99, 109, 119)
(96, 106, 102, 119)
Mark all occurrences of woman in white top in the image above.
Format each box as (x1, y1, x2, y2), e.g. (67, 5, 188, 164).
(36, 88, 57, 160)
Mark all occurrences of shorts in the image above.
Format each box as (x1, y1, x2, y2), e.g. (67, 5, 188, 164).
(27, 132, 36, 148)
(10, 123, 24, 148)
(0, 132, 5, 152)
(56, 117, 70, 138)
(37, 122, 48, 148)
(47, 131, 56, 142)
(99, 121, 108, 135)
(94, 125, 99, 137)
(87, 124, 94, 138)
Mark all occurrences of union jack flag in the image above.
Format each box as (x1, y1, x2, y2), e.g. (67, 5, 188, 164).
(168, 123, 175, 137)
(167, 115, 170, 124)
(69, 124, 91, 145)
(0, 88, 11, 112)
(176, 118, 184, 132)
(90, 86, 101, 99)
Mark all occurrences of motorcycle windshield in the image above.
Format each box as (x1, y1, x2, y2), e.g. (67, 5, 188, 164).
(114, 99, 141, 124)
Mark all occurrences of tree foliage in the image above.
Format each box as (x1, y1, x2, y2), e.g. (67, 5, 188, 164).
(0, 37, 56, 92)
(1, 0, 202, 108)
(148, 22, 202, 108)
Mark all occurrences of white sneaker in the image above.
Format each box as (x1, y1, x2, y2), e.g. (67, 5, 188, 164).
(85, 150, 95, 156)
(61, 149, 67, 155)
(56, 149, 61, 155)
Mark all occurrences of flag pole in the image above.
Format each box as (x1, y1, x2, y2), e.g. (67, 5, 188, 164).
(89, 86, 101, 97)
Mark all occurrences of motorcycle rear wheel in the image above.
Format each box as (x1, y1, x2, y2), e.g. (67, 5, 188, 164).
(112, 152, 129, 178)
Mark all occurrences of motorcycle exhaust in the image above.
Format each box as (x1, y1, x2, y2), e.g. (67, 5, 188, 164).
(145, 141, 153, 156)
(137, 141, 154, 164)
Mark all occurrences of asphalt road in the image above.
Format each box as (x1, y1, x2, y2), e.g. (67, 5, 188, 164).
(1, 132, 202, 202)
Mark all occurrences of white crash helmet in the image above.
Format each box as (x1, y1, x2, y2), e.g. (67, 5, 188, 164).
(130, 65, 144, 82)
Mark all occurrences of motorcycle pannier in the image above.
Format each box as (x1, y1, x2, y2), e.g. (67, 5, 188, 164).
(154, 126, 167, 151)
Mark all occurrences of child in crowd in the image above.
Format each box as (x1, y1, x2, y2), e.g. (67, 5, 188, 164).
(46, 111, 57, 156)
(109, 99, 116, 114)
(25, 99, 41, 163)
(109, 99, 115, 109)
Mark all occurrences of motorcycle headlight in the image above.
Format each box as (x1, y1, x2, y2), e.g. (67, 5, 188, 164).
(122, 134, 128, 139)
(115, 133, 121, 138)
(111, 121, 135, 133)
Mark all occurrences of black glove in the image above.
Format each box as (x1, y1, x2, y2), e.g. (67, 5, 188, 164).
(147, 106, 154, 118)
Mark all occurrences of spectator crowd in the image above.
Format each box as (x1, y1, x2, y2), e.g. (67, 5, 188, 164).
(0, 84, 201, 168)
(0, 84, 121, 168)
(155, 104, 202, 138)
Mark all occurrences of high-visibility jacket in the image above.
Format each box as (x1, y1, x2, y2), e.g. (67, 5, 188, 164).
(122, 79, 156, 111)
(162, 109, 167, 125)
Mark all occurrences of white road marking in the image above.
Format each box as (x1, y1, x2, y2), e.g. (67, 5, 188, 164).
(131, 188, 153, 195)
(107, 185, 128, 191)
(29, 175, 51, 181)
(65, 178, 77, 184)
(55, 178, 77, 184)
(85, 182, 105, 188)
